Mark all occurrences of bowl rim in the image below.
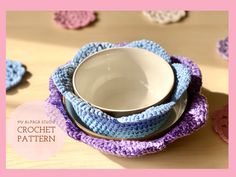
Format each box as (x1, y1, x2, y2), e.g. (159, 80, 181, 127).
(72, 47, 175, 113)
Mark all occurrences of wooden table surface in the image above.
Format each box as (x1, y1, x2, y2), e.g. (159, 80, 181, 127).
(6, 11, 228, 169)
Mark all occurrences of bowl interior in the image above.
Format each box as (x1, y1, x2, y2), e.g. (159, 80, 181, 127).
(73, 48, 174, 112)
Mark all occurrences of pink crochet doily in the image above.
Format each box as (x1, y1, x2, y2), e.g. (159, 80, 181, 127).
(212, 104, 228, 143)
(54, 11, 96, 29)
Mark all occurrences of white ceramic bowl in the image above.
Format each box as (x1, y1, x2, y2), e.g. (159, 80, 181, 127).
(73, 48, 175, 116)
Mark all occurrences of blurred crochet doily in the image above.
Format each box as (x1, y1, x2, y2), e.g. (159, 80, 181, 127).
(54, 11, 96, 29)
(143, 11, 187, 24)
(217, 37, 228, 60)
(6, 59, 25, 90)
(212, 104, 228, 143)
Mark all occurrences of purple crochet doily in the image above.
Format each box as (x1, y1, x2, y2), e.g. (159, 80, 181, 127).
(212, 104, 228, 143)
(47, 56, 207, 157)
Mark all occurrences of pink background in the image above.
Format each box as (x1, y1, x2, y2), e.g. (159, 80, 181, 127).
(0, 0, 235, 176)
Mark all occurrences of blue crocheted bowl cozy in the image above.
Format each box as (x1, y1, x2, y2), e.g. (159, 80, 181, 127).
(52, 40, 191, 139)
(6, 59, 26, 90)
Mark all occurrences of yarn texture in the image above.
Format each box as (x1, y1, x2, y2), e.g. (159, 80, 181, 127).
(6, 59, 25, 90)
(52, 40, 191, 139)
(217, 36, 228, 59)
(47, 55, 208, 157)
(143, 11, 187, 24)
(54, 11, 96, 29)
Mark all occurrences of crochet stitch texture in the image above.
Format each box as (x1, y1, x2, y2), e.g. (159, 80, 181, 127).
(47, 55, 207, 157)
(217, 36, 228, 59)
(6, 59, 25, 90)
(54, 11, 96, 29)
(52, 40, 191, 139)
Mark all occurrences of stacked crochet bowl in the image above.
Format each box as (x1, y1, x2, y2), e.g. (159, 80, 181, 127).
(47, 40, 208, 157)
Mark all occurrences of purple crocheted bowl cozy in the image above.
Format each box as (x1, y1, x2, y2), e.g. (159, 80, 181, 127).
(47, 55, 208, 157)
